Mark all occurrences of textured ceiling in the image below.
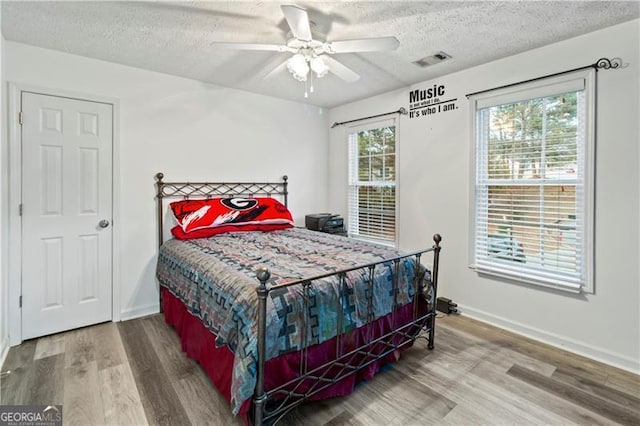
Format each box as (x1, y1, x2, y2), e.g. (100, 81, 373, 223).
(2, 1, 638, 107)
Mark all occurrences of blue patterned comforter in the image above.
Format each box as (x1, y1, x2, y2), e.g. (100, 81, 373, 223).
(156, 227, 429, 414)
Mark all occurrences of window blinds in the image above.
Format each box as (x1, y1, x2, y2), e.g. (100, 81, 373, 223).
(471, 69, 594, 292)
(348, 119, 397, 245)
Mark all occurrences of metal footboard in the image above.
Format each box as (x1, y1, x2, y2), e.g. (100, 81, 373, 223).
(252, 234, 442, 425)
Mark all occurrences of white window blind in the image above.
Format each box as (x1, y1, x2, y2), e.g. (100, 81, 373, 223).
(471, 69, 595, 292)
(348, 119, 397, 246)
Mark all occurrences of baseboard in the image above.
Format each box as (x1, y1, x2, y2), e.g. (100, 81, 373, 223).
(0, 337, 9, 370)
(458, 304, 640, 374)
(120, 303, 159, 321)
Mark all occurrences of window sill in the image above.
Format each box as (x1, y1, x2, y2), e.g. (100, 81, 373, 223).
(470, 264, 585, 294)
(349, 235, 397, 249)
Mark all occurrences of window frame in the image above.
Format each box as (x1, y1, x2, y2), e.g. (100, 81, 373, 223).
(347, 118, 399, 248)
(469, 69, 596, 293)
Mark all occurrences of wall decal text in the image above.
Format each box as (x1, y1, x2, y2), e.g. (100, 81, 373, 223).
(408, 84, 458, 118)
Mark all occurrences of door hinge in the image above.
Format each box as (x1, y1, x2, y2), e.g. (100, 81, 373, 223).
(18, 111, 23, 126)
(19, 295, 22, 308)
(19, 204, 23, 216)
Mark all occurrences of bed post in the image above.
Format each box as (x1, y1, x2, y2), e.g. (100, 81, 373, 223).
(155, 172, 165, 248)
(428, 234, 442, 350)
(253, 267, 271, 425)
(156, 172, 165, 313)
(282, 175, 289, 207)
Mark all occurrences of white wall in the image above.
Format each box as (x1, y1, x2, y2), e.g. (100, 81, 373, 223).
(328, 20, 640, 372)
(2, 41, 329, 328)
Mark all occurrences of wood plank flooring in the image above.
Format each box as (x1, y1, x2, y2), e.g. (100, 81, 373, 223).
(1, 314, 638, 425)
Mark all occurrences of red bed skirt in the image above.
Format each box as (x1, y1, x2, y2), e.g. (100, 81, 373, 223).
(161, 286, 426, 421)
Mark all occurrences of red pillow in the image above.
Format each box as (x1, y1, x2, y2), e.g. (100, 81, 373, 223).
(170, 197, 293, 234)
(171, 223, 293, 240)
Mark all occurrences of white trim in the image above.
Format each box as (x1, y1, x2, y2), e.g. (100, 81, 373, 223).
(7, 82, 121, 346)
(349, 235, 396, 248)
(8, 83, 22, 346)
(469, 69, 595, 293)
(474, 266, 581, 294)
(111, 96, 122, 322)
(0, 337, 9, 369)
(346, 117, 396, 134)
(468, 95, 479, 268)
(120, 302, 159, 321)
(472, 73, 586, 109)
(459, 305, 640, 374)
(346, 117, 399, 248)
(582, 69, 596, 294)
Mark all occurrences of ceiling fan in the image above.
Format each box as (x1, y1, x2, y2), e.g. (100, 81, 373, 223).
(211, 5, 400, 97)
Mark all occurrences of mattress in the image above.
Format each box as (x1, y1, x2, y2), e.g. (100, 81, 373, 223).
(156, 227, 430, 414)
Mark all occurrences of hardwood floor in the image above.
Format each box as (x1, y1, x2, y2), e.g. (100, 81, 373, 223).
(1, 314, 638, 425)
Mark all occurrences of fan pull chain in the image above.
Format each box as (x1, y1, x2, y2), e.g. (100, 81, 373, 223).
(304, 78, 308, 98)
(310, 70, 314, 93)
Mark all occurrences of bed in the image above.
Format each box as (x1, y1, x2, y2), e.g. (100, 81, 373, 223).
(154, 173, 442, 425)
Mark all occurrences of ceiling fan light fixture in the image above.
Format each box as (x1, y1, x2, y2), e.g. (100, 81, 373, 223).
(287, 53, 310, 81)
(310, 56, 329, 78)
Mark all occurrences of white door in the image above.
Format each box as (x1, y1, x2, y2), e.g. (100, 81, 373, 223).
(21, 91, 113, 340)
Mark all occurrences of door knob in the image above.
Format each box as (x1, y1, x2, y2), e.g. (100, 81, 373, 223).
(99, 219, 110, 228)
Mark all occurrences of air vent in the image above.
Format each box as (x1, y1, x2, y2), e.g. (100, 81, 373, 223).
(412, 51, 451, 67)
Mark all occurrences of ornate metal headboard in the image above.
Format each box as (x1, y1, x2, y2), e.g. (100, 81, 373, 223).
(155, 172, 289, 247)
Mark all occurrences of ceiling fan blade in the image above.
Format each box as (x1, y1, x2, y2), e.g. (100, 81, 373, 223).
(324, 36, 400, 53)
(210, 42, 288, 52)
(261, 59, 289, 79)
(323, 56, 360, 82)
(281, 5, 312, 41)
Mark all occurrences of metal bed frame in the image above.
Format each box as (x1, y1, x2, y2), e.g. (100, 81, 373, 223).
(155, 172, 442, 425)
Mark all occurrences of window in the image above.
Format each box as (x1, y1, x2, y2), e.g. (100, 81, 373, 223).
(348, 119, 397, 246)
(471, 70, 595, 292)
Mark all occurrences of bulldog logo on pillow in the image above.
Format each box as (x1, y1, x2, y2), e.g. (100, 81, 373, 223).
(170, 197, 294, 234)
(221, 198, 259, 211)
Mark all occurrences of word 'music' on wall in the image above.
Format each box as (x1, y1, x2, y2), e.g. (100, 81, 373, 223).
(408, 84, 458, 119)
